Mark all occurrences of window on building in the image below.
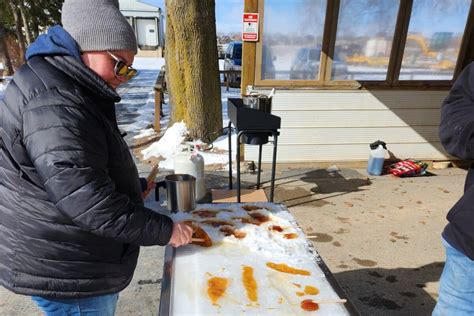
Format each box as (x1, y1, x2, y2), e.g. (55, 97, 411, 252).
(332, 0, 400, 80)
(261, 0, 327, 80)
(255, 0, 472, 87)
(399, 0, 471, 80)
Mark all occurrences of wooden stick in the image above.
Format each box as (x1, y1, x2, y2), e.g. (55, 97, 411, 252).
(142, 164, 159, 199)
(146, 164, 159, 183)
(291, 299, 347, 305)
(314, 299, 347, 304)
(191, 238, 205, 242)
(306, 234, 318, 238)
(268, 298, 347, 309)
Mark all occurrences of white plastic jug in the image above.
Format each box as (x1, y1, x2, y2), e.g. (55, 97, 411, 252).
(174, 145, 206, 200)
(367, 140, 387, 176)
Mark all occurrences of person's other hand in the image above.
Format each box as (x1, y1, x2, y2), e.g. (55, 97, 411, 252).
(168, 222, 193, 247)
(142, 181, 156, 199)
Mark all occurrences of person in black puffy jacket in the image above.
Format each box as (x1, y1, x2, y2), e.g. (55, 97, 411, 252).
(433, 62, 474, 315)
(0, 0, 192, 314)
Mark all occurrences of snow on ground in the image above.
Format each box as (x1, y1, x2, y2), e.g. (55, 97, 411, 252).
(115, 57, 168, 141)
(142, 121, 188, 161)
(221, 86, 241, 127)
(212, 133, 237, 152)
(114, 56, 242, 171)
(133, 128, 156, 139)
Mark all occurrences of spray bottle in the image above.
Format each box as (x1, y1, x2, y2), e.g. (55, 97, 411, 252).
(367, 140, 387, 176)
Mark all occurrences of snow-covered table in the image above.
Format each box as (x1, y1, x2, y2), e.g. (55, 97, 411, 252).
(159, 203, 359, 315)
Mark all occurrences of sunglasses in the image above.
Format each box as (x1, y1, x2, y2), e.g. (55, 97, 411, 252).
(107, 51, 137, 80)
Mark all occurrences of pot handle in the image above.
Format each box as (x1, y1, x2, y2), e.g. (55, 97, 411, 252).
(155, 181, 166, 201)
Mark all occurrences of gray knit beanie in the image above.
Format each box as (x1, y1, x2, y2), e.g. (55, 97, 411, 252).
(62, 0, 137, 54)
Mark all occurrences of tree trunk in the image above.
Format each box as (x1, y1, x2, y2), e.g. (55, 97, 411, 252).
(165, 0, 222, 142)
(0, 24, 14, 75)
(9, 0, 26, 61)
(18, 0, 33, 45)
(30, 1, 39, 39)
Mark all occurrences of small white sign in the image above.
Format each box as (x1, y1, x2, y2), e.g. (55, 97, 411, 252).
(242, 13, 259, 42)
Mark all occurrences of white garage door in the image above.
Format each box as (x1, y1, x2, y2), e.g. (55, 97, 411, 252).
(136, 18, 158, 47)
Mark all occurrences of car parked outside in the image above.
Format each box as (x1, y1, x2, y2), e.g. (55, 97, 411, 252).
(289, 46, 347, 80)
(223, 41, 242, 85)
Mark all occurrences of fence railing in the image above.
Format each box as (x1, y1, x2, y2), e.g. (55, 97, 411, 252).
(153, 67, 166, 132)
(220, 69, 241, 91)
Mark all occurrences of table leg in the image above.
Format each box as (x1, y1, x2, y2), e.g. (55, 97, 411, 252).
(237, 131, 243, 203)
(270, 132, 278, 202)
(257, 144, 262, 189)
(228, 121, 233, 190)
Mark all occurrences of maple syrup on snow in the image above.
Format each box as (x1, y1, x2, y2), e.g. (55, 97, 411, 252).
(207, 277, 229, 305)
(283, 233, 298, 239)
(242, 266, 258, 302)
(304, 285, 320, 295)
(301, 299, 319, 311)
(266, 262, 311, 276)
(269, 225, 283, 232)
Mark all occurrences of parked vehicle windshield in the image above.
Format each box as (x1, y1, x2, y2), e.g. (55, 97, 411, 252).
(233, 43, 242, 59)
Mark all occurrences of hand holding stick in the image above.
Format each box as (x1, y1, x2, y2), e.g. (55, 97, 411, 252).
(143, 164, 159, 198)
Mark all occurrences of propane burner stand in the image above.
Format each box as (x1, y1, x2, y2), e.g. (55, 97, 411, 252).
(227, 98, 281, 202)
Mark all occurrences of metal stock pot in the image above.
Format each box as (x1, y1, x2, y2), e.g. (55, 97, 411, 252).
(156, 174, 196, 212)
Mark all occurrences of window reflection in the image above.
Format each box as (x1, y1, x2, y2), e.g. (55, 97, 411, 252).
(399, 0, 470, 80)
(332, 0, 399, 80)
(261, 0, 326, 80)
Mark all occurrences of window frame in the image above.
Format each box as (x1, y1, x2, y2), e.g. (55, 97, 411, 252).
(254, 0, 330, 87)
(252, 0, 474, 90)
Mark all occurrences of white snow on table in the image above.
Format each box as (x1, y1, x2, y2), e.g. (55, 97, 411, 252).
(168, 203, 350, 316)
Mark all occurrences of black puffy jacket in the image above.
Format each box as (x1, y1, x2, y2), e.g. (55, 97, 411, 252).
(439, 62, 474, 260)
(0, 55, 173, 298)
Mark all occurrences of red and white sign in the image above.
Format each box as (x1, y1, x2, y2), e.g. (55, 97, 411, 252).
(242, 13, 259, 42)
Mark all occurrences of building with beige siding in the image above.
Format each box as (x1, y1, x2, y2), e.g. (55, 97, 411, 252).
(239, 0, 474, 165)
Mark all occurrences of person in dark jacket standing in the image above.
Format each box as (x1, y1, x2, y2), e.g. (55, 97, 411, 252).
(433, 62, 474, 315)
(0, 0, 192, 315)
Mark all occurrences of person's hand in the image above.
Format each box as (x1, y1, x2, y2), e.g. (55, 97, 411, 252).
(168, 222, 193, 247)
(142, 181, 156, 199)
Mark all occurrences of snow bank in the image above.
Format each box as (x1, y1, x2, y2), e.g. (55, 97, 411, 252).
(133, 128, 156, 139)
(140, 120, 238, 170)
(141, 121, 188, 161)
(212, 133, 237, 152)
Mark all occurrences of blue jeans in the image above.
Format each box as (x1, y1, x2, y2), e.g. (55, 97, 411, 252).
(32, 293, 118, 316)
(433, 237, 474, 316)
